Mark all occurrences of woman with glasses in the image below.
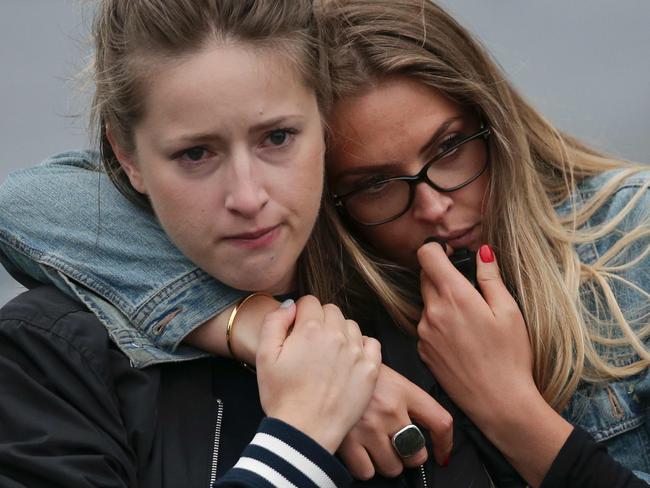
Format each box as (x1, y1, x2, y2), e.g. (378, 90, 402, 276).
(1, 0, 648, 486)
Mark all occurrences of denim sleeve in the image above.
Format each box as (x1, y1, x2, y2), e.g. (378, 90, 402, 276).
(571, 171, 650, 478)
(0, 150, 246, 367)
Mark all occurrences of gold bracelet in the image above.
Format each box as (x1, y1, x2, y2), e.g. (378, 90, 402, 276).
(226, 292, 273, 373)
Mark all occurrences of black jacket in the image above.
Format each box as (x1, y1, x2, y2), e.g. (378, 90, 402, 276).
(0, 286, 495, 488)
(0, 286, 351, 487)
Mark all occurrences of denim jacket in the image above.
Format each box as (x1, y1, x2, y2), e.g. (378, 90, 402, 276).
(1, 150, 649, 480)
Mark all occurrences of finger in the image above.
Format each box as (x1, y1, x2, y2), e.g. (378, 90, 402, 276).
(337, 440, 375, 480)
(405, 384, 453, 466)
(367, 435, 404, 478)
(361, 336, 382, 367)
(422, 236, 453, 257)
(420, 270, 439, 303)
(293, 295, 325, 330)
(322, 302, 347, 335)
(417, 241, 465, 290)
(400, 445, 428, 469)
(256, 299, 297, 365)
(345, 319, 363, 345)
(476, 244, 515, 312)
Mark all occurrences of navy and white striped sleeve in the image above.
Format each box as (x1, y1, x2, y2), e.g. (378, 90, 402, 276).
(214, 418, 352, 488)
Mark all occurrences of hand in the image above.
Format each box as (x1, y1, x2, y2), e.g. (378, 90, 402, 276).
(256, 295, 381, 454)
(337, 364, 453, 480)
(416, 243, 535, 424)
(416, 243, 572, 487)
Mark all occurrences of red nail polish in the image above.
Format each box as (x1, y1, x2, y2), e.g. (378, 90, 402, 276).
(479, 244, 494, 263)
(442, 454, 450, 467)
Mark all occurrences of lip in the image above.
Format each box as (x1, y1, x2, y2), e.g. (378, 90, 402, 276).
(437, 225, 478, 249)
(224, 225, 281, 249)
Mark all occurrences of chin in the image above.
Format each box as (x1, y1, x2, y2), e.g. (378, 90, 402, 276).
(217, 263, 295, 295)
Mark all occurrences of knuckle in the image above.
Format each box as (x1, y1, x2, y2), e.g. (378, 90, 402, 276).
(502, 301, 521, 317)
(322, 302, 340, 314)
(333, 330, 347, 346)
(423, 306, 441, 326)
(303, 319, 321, 332)
(355, 464, 375, 481)
(436, 412, 454, 434)
(358, 413, 378, 430)
(298, 294, 319, 307)
(365, 359, 380, 378)
(346, 318, 361, 332)
(348, 344, 363, 360)
(379, 463, 403, 478)
(416, 340, 430, 357)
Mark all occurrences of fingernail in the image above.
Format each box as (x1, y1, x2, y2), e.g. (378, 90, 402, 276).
(280, 298, 294, 309)
(479, 244, 494, 263)
(442, 454, 450, 467)
(423, 236, 448, 254)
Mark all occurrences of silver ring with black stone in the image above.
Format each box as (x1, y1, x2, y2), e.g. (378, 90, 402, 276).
(391, 424, 426, 458)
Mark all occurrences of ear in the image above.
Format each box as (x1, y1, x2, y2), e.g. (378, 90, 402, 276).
(106, 129, 147, 195)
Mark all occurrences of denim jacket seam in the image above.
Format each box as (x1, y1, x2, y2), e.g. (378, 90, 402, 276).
(0, 229, 214, 327)
(589, 415, 645, 443)
(0, 232, 134, 316)
(131, 268, 208, 322)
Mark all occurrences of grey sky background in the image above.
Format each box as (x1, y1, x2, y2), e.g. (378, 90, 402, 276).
(1, 1, 649, 306)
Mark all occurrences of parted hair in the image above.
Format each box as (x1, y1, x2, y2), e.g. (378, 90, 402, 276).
(319, 0, 650, 411)
(90, 0, 346, 302)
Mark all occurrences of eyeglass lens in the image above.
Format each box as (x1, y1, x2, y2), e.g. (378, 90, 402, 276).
(345, 134, 487, 225)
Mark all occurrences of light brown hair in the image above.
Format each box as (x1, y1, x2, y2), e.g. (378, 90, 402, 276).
(90, 0, 344, 301)
(320, 0, 649, 411)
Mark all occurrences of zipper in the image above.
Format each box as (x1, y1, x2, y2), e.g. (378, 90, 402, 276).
(208, 398, 224, 487)
(419, 465, 428, 488)
(483, 463, 496, 488)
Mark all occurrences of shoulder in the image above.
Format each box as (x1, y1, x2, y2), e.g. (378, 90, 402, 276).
(0, 286, 120, 382)
(2, 149, 100, 186)
(555, 167, 650, 263)
(555, 167, 649, 215)
(38, 149, 101, 171)
(575, 167, 649, 226)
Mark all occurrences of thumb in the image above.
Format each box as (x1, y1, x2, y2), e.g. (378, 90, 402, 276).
(476, 244, 510, 310)
(257, 299, 297, 365)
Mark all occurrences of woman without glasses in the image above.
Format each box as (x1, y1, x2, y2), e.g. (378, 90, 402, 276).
(1, 0, 649, 487)
(0, 1, 386, 486)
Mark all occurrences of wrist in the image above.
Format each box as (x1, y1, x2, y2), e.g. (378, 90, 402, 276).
(475, 387, 573, 487)
(273, 413, 346, 454)
(228, 293, 280, 366)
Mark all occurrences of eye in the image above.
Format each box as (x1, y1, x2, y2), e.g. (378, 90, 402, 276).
(183, 147, 207, 161)
(354, 174, 392, 192)
(263, 128, 298, 148)
(174, 146, 216, 168)
(438, 134, 463, 155)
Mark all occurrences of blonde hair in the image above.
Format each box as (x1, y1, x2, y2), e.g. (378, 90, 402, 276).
(320, 0, 650, 411)
(90, 0, 345, 302)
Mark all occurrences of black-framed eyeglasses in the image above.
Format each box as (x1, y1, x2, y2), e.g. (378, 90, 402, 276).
(331, 125, 491, 226)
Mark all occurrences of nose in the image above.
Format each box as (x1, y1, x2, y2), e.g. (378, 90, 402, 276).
(224, 151, 270, 218)
(410, 180, 452, 223)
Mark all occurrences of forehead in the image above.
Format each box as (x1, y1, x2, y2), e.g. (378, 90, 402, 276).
(327, 77, 463, 170)
(138, 42, 315, 134)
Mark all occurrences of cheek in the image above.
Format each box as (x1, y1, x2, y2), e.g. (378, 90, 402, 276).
(471, 169, 491, 215)
(285, 137, 325, 217)
(143, 173, 217, 257)
(357, 221, 416, 266)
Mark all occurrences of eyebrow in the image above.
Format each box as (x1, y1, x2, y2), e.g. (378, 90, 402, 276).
(333, 116, 463, 182)
(163, 115, 305, 147)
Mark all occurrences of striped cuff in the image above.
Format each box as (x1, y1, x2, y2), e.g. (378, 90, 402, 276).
(214, 417, 351, 488)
